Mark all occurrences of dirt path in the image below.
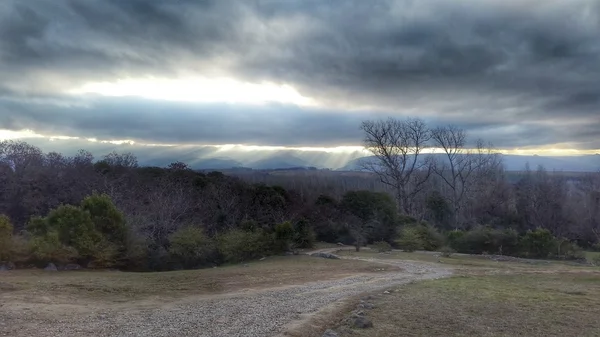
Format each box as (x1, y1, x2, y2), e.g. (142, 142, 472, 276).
(1, 252, 452, 337)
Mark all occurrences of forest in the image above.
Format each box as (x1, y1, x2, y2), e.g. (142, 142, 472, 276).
(0, 121, 599, 271)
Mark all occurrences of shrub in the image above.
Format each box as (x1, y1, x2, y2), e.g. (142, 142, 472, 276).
(446, 229, 465, 251)
(168, 227, 216, 268)
(460, 226, 497, 254)
(373, 241, 392, 252)
(396, 227, 423, 252)
(10, 234, 31, 266)
(274, 221, 295, 252)
(557, 240, 585, 260)
(0, 215, 13, 261)
(591, 254, 600, 266)
(45, 205, 100, 258)
(293, 220, 316, 249)
(25, 216, 49, 236)
(29, 231, 78, 265)
(219, 229, 271, 263)
(439, 246, 456, 257)
(519, 228, 558, 258)
(122, 234, 149, 270)
(492, 229, 520, 256)
(89, 240, 120, 268)
(81, 193, 127, 248)
(413, 223, 445, 251)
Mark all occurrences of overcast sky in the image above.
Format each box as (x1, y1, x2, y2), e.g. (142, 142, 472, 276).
(1, 0, 599, 159)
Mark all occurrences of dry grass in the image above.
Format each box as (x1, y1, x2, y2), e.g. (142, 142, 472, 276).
(328, 250, 600, 337)
(0, 255, 384, 307)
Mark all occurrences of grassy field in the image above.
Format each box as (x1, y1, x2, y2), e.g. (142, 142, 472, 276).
(331, 250, 600, 337)
(0, 255, 384, 306)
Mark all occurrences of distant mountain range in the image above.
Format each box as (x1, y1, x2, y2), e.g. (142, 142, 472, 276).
(246, 154, 310, 170)
(341, 154, 600, 172)
(183, 153, 600, 172)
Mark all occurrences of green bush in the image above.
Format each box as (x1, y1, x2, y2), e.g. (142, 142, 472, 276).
(396, 227, 423, 252)
(293, 220, 316, 249)
(25, 216, 49, 236)
(373, 241, 392, 252)
(274, 221, 295, 252)
(0, 215, 13, 261)
(24, 195, 129, 267)
(88, 240, 120, 268)
(446, 230, 465, 251)
(168, 227, 216, 268)
(519, 228, 558, 258)
(45, 205, 100, 258)
(557, 240, 585, 260)
(492, 229, 520, 256)
(591, 254, 600, 266)
(29, 231, 78, 265)
(81, 193, 127, 248)
(457, 226, 497, 254)
(219, 229, 272, 263)
(10, 234, 31, 266)
(413, 223, 445, 251)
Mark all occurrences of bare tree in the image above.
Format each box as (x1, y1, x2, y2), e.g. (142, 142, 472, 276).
(360, 118, 433, 216)
(431, 126, 501, 227)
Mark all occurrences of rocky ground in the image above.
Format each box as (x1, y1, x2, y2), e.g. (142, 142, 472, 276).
(1, 252, 452, 337)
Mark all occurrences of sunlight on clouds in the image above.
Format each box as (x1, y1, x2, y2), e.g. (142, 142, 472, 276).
(68, 77, 317, 106)
(1, 130, 598, 159)
(214, 144, 367, 154)
(0, 129, 45, 140)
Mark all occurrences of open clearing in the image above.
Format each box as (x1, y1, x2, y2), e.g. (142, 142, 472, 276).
(331, 250, 600, 337)
(0, 252, 450, 337)
(3, 249, 598, 337)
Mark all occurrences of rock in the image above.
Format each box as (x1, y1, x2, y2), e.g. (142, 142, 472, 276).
(358, 301, 375, 310)
(310, 252, 340, 260)
(44, 263, 58, 272)
(0, 264, 8, 272)
(6, 262, 15, 270)
(351, 310, 366, 317)
(336, 242, 344, 246)
(259, 257, 266, 261)
(64, 264, 82, 270)
(322, 329, 339, 337)
(350, 316, 373, 329)
(383, 290, 390, 294)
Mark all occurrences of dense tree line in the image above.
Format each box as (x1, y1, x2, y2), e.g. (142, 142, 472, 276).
(0, 140, 401, 270)
(359, 118, 600, 248)
(1, 131, 599, 270)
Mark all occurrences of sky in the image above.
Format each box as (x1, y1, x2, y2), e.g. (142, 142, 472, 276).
(1, 0, 599, 166)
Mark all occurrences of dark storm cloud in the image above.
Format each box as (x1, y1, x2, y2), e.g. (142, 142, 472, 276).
(0, 95, 367, 147)
(0, 0, 599, 149)
(2, 95, 599, 150)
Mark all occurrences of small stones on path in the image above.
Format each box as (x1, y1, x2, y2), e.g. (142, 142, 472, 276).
(322, 329, 339, 337)
(358, 301, 375, 310)
(4, 256, 451, 337)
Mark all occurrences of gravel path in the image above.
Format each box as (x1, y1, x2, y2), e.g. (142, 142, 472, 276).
(2, 254, 452, 337)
